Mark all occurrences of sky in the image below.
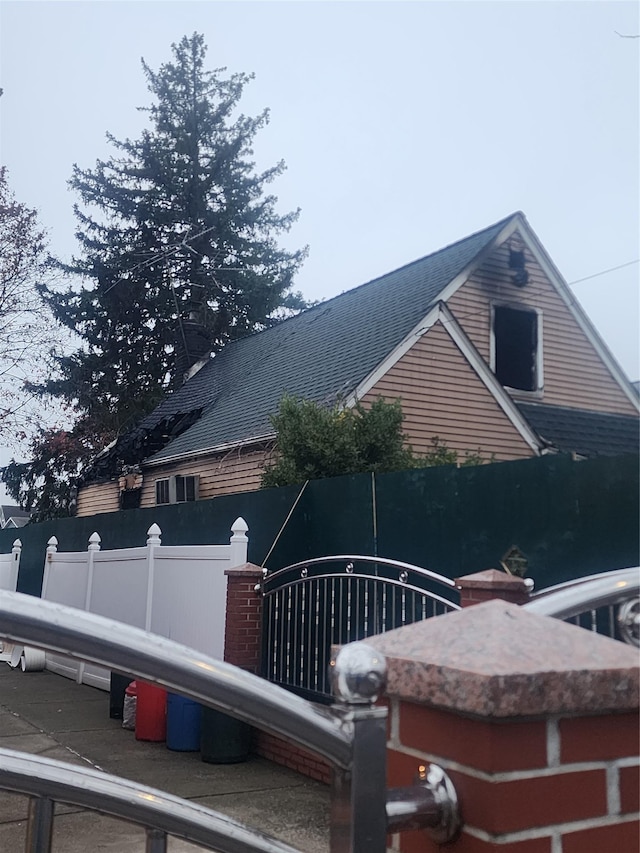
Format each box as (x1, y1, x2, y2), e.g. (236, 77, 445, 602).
(0, 0, 638, 490)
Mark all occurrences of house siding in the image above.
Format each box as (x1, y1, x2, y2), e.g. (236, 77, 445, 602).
(76, 482, 120, 517)
(362, 320, 535, 461)
(138, 446, 271, 509)
(449, 238, 637, 415)
(76, 448, 270, 517)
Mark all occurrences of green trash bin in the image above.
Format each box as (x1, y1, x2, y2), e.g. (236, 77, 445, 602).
(200, 707, 252, 764)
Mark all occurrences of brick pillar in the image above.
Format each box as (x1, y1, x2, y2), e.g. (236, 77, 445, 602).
(223, 563, 263, 673)
(456, 568, 531, 607)
(366, 599, 639, 853)
(227, 563, 332, 784)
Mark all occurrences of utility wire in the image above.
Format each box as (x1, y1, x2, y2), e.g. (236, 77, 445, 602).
(568, 259, 639, 286)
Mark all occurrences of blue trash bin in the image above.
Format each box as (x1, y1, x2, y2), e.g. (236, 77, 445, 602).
(166, 693, 202, 751)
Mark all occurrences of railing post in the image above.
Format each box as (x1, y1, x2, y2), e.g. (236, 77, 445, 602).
(26, 796, 54, 853)
(229, 517, 249, 567)
(329, 643, 389, 853)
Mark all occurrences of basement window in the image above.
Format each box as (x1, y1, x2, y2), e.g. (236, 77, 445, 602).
(491, 305, 542, 393)
(155, 475, 199, 505)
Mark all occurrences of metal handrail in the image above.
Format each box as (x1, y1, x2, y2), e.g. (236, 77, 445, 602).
(0, 589, 461, 852)
(0, 748, 299, 853)
(261, 555, 458, 589)
(528, 567, 639, 600)
(0, 590, 352, 768)
(523, 567, 639, 621)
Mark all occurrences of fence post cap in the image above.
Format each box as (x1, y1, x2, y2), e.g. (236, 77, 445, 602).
(146, 523, 162, 545)
(231, 517, 249, 537)
(225, 562, 263, 578)
(88, 532, 101, 551)
(12, 539, 21, 549)
(455, 569, 529, 592)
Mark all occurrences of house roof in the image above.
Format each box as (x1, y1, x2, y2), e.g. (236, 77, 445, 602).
(143, 213, 514, 465)
(517, 402, 640, 458)
(81, 210, 638, 482)
(1, 505, 29, 520)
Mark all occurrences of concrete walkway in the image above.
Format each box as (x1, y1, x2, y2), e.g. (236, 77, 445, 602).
(0, 665, 330, 852)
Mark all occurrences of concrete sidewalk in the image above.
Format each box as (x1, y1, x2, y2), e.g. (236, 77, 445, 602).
(0, 665, 329, 852)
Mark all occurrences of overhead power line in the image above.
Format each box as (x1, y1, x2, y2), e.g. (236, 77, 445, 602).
(568, 259, 640, 286)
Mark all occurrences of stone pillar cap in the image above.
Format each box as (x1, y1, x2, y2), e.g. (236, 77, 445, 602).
(365, 599, 638, 718)
(455, 568, 529, 591)
(225, 562, 264, 577)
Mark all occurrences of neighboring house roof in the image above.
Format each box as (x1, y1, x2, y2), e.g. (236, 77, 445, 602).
(3, 516, 29, 529)
(516, 403, 640, 458)
(0, 505, 30, 529)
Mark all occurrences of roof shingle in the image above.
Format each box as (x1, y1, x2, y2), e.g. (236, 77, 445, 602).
(146, 214, 513, 463)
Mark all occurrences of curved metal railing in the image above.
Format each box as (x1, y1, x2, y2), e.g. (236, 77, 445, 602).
(524, 566, 639, 647)
(0, 589, 461, 853)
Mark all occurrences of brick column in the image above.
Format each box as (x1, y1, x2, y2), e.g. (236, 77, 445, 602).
(223, 563, 263, 673)
(226, 563, 332, 783)
(456, 568, 531, 607)
(366, 600, 639, 853)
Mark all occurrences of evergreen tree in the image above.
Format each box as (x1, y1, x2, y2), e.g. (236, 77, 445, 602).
(39, 32, 307, 436)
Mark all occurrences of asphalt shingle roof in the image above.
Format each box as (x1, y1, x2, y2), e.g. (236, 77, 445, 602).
(517, 402, 640, 458)
(145, 214, 514, 463)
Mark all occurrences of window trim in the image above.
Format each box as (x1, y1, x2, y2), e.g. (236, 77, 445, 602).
(155, 475, 199, 506)
(490, 302, 544, 397)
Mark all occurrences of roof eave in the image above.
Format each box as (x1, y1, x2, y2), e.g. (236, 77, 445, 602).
(142, 432, 277, 469)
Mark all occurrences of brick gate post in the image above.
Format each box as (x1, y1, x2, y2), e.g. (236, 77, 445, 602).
(223, 563, 263, 673)
(365, 600, 639, 852)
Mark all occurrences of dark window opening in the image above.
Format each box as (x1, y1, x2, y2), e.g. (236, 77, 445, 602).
(156, 479, 170, 505)
(120, 489, 142, 510)
(494, 306, 538, 391)
(175, 475, 197, 503)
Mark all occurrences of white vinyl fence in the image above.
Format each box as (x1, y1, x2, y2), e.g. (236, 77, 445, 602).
(40, 518, 249, 690)
(0, 539, 22, 663)
(0, 539, 21, 592)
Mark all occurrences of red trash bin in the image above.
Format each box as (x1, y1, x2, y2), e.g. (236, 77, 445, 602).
(135, 681, 167, 742)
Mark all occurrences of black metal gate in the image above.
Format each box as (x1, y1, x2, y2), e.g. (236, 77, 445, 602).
(260, 555, 460, 702)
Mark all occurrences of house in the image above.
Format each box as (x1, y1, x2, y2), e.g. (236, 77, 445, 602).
(0, 505, 30, 529)
(75, 212, 639, 517)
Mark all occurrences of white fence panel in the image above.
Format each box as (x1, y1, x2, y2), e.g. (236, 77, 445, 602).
(39, 519, 248, 690)
(150, 547, 231, 658)
(0, 540, 22, 663)
(41, 539, 89, 681)
(89, 550, 149, 627)
(83, 547, 150, 689)
(0, 540, 21, 592)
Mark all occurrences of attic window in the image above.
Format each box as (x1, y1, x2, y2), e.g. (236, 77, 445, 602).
(492, 305, 542, 393)
(155, 475, 199, 505)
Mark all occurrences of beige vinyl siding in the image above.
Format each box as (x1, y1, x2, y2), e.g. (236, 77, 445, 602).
(449, 238, 637, 415)
(139, 445, 271, 508)
(76, 446, 271, 517)
(76, 481, 120, 517)
(363, 320, 534, 461)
